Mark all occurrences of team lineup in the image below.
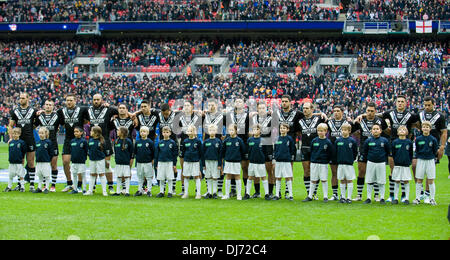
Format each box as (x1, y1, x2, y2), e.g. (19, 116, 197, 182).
(5, 92, 449, 205)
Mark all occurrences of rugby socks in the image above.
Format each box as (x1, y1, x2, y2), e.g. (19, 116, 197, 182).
(206, 179, 212, 195)
(388, 175, 394, 197)
(304, 176, 310, 195)
(29, 167, 35, 187)
(236, 179, 242, 198)
(415, 182, 422, 200)
(159, 180, 165, 194)
(254, 183, 260, 194)
(225, 179, 231, 197)
(309, 182, 316, 199)
(168, 178, 174, 195)
(332, 185, 338, 198)
(268, 183, 274, 195)
(374, 183, 379, 197)
(72, 172, 78, 189)
(404, 183, 410, 200)
(100, 175, 107, 194)
(356, 177, 364, 197)
(89, 175, 96, 193)
(51, 170, 58, 187)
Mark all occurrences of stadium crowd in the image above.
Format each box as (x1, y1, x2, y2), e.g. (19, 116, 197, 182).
(346, 0, 450, 21)
(1, 39, 447, 73)
(0, 70, 448, 126)
(0, 0, 339, 22)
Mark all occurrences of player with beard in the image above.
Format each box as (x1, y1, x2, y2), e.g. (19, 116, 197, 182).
(8, 92, 38, 191)
(57, 94, 89, 193)
(297, 102, 326, 201)
(35, 100, 61, 192)
(353, 102, 388, 201)
(136, 100, 159, 142)
(87, 94, 120, 194)
(327, 105, 355, 201)
(413, 96, 447, 203)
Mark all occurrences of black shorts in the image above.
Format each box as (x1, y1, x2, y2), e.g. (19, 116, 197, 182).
(357, 147, 367, 163)
(300, 146, 311, 162)
(23, 137, 36, 153)
(263, 145, 273, 162)
(62, 139, 71, 155)
(51, 139, 59, 157)
(104, 138, 113, 157)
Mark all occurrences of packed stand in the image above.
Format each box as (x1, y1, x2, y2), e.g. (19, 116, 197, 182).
(103, 39, 216, 72)
(0, 39, 100, 73)
(0, 0, 339, 22)
(345, 0, 450, 21)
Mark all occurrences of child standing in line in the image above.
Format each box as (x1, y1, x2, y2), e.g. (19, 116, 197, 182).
(85, 126, 108, 196)
(273, 123, 296, 201)
(181, 125, 203, 199)
(362, 124, 391, 204)
(34, 127, 53, 194)
(413, 121, 439, 205)
(303, 123, 334, 202)
(112, 127, 134, 197)
(155, 126, 178, 198)
(335, 123, 358, 204)
(221, 124, 246, 200)
(5, 128, 27, 192)
(202, 124, 222, 199)
(68, 126, 88, 194)
(245, 124, 270, 200)
(134, 126, 155, 197)
(390, 125, 413, 205)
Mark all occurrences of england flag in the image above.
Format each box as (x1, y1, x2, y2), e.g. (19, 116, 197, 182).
(416, 20, 432, 33)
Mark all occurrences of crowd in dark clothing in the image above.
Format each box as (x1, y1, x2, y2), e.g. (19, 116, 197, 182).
(0, 0, 339, 22)
(346, 0, 450, 21)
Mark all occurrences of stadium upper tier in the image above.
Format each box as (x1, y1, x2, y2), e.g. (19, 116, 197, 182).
(0, 0, 340, 22)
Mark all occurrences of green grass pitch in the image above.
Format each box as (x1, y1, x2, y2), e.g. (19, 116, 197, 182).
(0, 143, 449, 240)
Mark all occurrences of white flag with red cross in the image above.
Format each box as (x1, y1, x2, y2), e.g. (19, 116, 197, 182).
(416, 20, 432, 33)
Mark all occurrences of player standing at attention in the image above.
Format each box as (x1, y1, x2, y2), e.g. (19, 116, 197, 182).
(155, 126, 178, 198)
(112, 127, 134, 197)
(33, 127, 53, 194)
(84, 126, 108, 196)
(134, 126, 155, 197)
(413, 96, 447, 203)
(8, 92, 38, 192)
(35, 100, 61, 192)
(181, 125, 203, 199)
(273, 123, 296, 201)
(413, 121, 439, 205)
(297, 102, 326, 200)
(303, 123, 334, 202)
(5, 128, 27, 192)
(202, 124, 222, 199)
(390, 125, 413, 205)
(245, 124, 271, 200)
(250, 101, 274, 199)
(68, 127, 88, 194)
(362, 124, 391, 205)
(327, 105, 354, 201)
(353, 102, 388, 201)
(57, 94, 89, 193)
(335, 123, 358, 204)
(221, 124, 246, 200)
